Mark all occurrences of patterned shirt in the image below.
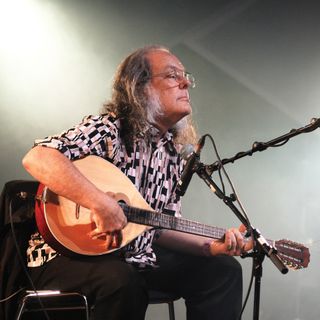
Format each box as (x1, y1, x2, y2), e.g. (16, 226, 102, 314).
(27, 114, 184, 269)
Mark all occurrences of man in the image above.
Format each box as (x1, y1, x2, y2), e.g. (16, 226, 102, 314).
(23, 45, 251, 320)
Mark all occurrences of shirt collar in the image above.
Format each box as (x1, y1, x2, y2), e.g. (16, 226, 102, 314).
(138, 125, 176, 154)
(148, 126, 173, 143)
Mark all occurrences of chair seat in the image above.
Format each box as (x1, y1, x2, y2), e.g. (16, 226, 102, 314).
(148, 289, 180, 304)
(16, 290, 89, 320)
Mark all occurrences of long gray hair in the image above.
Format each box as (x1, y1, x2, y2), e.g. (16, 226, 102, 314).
(101, 45, 197, 149)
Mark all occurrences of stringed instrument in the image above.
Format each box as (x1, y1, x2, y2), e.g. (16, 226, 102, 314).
(35, 155, 310, 270)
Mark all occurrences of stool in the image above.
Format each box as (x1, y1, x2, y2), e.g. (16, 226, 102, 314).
(16, 290, 179, 319)
(16, 290, 90, 320)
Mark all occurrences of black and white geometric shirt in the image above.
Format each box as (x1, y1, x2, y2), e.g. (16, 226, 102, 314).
(27, 114, 185, 269)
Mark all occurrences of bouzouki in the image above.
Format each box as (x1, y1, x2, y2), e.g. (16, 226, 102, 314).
(35, 155, 310, 270)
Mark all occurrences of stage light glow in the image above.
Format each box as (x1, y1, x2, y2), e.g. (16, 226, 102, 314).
(0, 0, 78, 74)
(0, 0, 112, 127)
(0, 0, 48, 58)
(0, 0, 79, 116)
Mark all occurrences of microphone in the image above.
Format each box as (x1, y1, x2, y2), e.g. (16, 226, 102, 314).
(176, 135, 205, 196)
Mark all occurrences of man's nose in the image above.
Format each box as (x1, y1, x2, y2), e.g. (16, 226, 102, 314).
(179, 77, 191, 89)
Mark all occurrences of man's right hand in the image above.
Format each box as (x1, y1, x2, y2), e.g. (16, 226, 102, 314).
(89, 192, 127, 248)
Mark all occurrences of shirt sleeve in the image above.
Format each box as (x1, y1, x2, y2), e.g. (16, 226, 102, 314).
(34, 115, 120, 161)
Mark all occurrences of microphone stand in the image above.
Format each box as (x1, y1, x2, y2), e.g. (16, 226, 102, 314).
(194, 161, 287, 320)
(192, 118, 320, 319)
(205, 117, 320, 175)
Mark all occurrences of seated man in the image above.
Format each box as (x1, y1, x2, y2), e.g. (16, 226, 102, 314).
(22, 45, 251, 320)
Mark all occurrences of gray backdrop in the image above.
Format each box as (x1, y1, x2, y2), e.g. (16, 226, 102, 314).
(1, 0, 319, 319)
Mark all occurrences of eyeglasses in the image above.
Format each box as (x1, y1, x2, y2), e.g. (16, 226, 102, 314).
(150, 69, 196, 89)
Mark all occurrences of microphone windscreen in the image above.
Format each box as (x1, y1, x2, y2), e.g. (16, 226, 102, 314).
(180, 144, 194, 160)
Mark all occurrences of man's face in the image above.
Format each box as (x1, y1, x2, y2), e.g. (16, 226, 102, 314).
(146, 50, 192, 133)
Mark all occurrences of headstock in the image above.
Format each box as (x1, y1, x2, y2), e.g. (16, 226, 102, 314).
(275, 239, 310, 270)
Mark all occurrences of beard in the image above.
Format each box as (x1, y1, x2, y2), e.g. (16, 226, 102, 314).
(145, 85, 189, 134)
(144, 86, 164, 125)
(173, 116, 188, 132)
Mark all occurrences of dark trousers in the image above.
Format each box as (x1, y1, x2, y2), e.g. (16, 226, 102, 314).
(29, 245, 242, 320)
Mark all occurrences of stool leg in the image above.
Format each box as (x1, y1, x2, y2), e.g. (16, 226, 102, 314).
(168, 301, 175, 320)
(15, 300, 26, 320)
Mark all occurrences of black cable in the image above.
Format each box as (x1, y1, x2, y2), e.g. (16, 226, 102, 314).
(238, 259, 255, 320)
(201, 134, 227, 196)
(0, 287, 25, 303)
(205, 133, 255, 319)
(8, 196, 51, 320)
(206, 134, 252, 225)
(217, 164, 226, 196)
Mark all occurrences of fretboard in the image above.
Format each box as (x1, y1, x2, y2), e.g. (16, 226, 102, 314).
(120, 203, 226, 240)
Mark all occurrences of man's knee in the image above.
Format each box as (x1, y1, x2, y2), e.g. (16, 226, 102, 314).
(210, 256, 242, 286)
(91, 263, 148, 319)
(98, 262, 146, 298)
(217, 256, 242, 277)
